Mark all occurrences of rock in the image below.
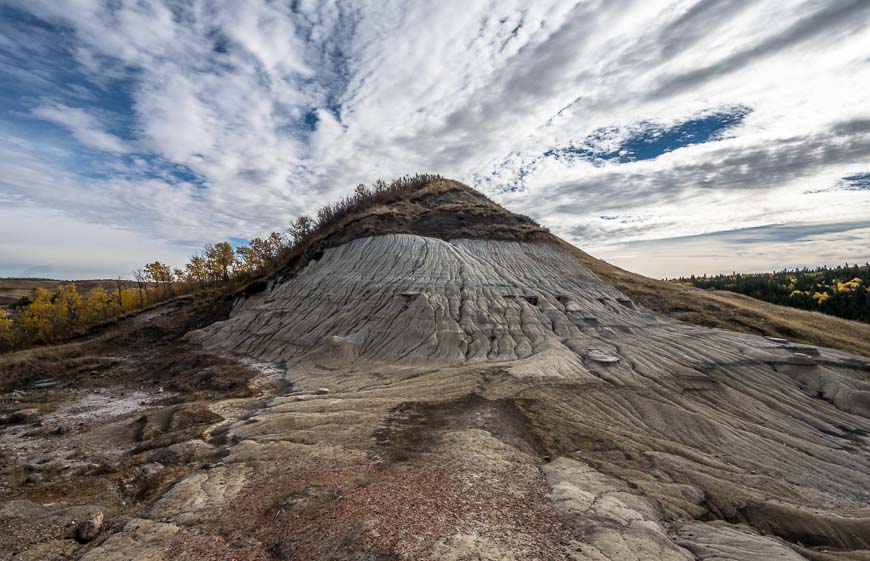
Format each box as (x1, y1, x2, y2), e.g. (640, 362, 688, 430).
(675, 521, 807, 560)
(587, 350, 620, 363)
(784, 344, 820, 356)
(22, 425, 64, 437)
(323, 336, 358, 361)
(11, 539, 78, 561)
(24, 458, 67, 478)
(31, 380, 58, 389)
(145, 439, 214, 465)
(313, 387, 331, 395)
(0, 499, 50, 519)
(9, 408, 40, 423)
(79, 518, 178, 561)
(75, 511, 104, 543)
(147, 465, 248, 525)
(783, 353, 816, 366)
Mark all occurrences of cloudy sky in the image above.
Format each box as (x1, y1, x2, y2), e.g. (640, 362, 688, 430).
(1, 0, 869, 279)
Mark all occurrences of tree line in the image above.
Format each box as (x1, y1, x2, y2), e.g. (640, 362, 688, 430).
(673, 263, 870, 323)
(0, 174, 444, 350)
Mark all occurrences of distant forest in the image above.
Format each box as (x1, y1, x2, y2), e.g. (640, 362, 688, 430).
(674, 263, 870, 323)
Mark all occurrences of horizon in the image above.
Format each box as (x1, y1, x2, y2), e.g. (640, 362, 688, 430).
(3, 210, 870, 281)
(2, 1, 870, 279)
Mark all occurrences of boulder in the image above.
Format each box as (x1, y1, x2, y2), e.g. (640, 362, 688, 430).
(9, 408, 40, 423)
(75, 511, 104, 543)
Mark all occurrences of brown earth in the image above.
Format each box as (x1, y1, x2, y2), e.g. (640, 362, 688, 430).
(1, 178, 869, 561)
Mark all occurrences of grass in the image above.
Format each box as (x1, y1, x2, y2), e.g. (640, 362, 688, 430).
(556, 237, 870, 357)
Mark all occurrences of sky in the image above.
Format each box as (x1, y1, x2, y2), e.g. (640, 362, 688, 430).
(1, 0, 869, 279)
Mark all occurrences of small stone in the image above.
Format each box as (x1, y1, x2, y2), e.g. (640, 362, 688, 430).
(32, 380, 58, 389)
(9, 408, 40, 423)
(784, 353, 816, 366)
(75, 511, 103, 543)
(313, 388, 331, 395)
(587, 351, 620, 364)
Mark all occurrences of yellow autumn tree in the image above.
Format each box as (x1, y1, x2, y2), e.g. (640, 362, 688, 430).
(248, 237, 268, 269)
(119, 287, 141, 313)
(144, 261, 173, 298)
(234, 244, 257, 276)
(234, 232, 288, 278)
(289, 215, 314, 246)
(206, 242, 235, 282)
(266, 232, 286, 262)
(81, 287, 112, 325)
(812, 291, 830, 305)
(52, 284, 83, 335)
(0, 309, 14, 346)
(19, 288, 55, 341)
(833, 278, 862, 293)
(186, 255, 209, 289)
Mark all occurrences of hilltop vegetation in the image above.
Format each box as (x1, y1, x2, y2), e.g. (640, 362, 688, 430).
(674, 264, 870, 323)
(2, 175, 529, 351)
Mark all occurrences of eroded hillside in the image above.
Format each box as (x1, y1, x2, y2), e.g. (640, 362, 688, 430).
(2, 178, 870, 561)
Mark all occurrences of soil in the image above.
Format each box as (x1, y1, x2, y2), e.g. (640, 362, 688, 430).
(2, 180, 869, 561)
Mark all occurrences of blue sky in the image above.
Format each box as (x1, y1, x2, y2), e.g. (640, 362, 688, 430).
(1, 0, 869, 279)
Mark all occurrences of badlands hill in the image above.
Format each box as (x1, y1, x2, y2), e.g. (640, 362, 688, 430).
(2, 178, 870, 561)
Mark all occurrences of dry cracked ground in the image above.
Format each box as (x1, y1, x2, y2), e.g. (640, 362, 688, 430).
(2, 234, 870, 561)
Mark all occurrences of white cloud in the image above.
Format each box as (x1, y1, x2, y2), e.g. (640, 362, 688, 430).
(31, 103, 129, 153)
(1, 0, 870, 277)
(596, 221, 870, 279)
(0, 205, 196, 279)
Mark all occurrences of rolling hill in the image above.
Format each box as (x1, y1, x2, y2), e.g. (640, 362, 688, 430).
(0, 278, 120, 309)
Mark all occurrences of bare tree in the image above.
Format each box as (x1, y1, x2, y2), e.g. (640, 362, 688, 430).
(133, 268, 147, 306)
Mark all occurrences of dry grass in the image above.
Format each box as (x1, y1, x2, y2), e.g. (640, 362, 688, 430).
(254, 179, 546, 293)
(318, 179, 545, 245)
(555, 236, 870, 357)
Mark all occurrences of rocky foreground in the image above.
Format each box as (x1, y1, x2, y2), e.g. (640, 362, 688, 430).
(2, 186, 870, 560)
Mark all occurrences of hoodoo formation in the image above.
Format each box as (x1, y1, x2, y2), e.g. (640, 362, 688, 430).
(3, 179, 870, 561)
